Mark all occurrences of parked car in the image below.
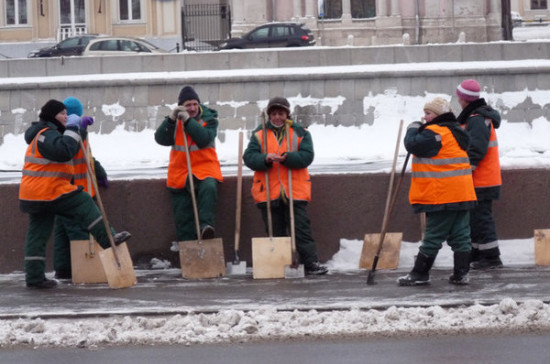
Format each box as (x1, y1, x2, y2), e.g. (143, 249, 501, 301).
(27, 35, 98, 58)
(81, 37, 167, 56)
(220, 22, 315, 50)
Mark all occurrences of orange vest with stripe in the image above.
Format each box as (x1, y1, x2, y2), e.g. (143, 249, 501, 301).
(19, 128, 78, 201)
(469, 117, 502, 189)
(251, 127, 311, 203)
(71, 139, 96, 197)
(409, 124, 476, 205)
(167, 119, 223, 189)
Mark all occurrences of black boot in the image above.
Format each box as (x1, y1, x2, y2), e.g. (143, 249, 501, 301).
(114, 231, 132, 245)
(449, 251, 470, 285)
(397, 252, 435, 286)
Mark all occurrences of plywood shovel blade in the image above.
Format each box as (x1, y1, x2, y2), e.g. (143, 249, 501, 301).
(360, 232, 403, 270)
(534, 229, 550, 266)
(70, 239, 107, 284)
(252, 237, 292, 279)
(179, 238, 226, 279)
(98, 242, 137, 289)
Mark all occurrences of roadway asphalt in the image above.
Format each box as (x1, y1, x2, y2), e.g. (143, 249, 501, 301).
(1, 265, 550, 319)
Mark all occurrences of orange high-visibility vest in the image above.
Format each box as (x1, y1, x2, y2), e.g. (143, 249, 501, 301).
(19, 129, 78, 201)
(409, 124, 476, 205)
(166, 119, 223, 189)
(71, 139, 96, 197)
(470, 117, 502, 189)
(251, 127, 311, 203)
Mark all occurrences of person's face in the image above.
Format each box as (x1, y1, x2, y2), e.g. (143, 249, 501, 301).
(423, 109, 437, 123)
(458, 98, 468, 109)
(56, 110, 68, 125)
(269, 108, 289, 127)
(183, 99, 200, 118)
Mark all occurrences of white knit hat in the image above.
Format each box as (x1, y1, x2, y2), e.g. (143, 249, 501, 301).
(423, 97, 451, 116)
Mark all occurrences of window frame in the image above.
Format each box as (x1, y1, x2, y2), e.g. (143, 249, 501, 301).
(119, 0, 142, 22)
(5, 0, 28, 26)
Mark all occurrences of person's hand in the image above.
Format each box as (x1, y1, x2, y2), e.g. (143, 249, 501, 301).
(266, 153, 286, 163)
(97, 178, 109, 188)
(81, 116, 94, 130)
(407, 121, 422, 130)
(66, 114, 81, 128)
(169, 106, 189, 122)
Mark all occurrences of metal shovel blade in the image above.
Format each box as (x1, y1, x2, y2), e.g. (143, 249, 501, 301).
(226, 261, 247, 276)
(284, 263, 305, 279)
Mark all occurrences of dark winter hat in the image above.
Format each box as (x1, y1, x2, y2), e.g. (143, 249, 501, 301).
(63, 97, 83, 117)
(39, 99, 66, 122)
(177, 86, 200, 105)
(267, 96, 291, 115)
(456, 79, 481, 102)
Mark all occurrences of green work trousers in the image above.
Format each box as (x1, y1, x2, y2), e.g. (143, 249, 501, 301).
(24, 191, 112, 284)
(171, 177, 218, 241)
(259, 199, 320, 266)
(419, 210, 471, 258)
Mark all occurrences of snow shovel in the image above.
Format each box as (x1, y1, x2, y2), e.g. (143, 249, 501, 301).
(366, 120, 406, 285)
(534, 229, 550, 265)
(79, 140, 137, 289)
(226, 131, 247, 276)
(284, 122, 305, 279)
(252, 112, 292, 279)
(71, 141, 108, 284)
(178, 119, 226, 279)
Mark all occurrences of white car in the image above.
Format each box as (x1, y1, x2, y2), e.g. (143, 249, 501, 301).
(81, 37, 167, 56)
(511, 11, 523, 27)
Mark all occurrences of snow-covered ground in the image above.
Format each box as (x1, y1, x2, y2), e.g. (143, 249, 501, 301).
(1, 26, 550, 349)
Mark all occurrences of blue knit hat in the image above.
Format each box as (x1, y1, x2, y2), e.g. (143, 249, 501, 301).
(63, 97, 83, 117)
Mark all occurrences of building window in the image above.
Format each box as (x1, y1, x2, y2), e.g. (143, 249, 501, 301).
(351, 0, 376, 19)
(120, 0, 141, 21)
(5, 0, 27, 25)
(532, 0, 548, 9)
(318, 0, 342, 19)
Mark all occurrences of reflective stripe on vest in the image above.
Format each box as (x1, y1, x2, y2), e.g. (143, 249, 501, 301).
(471, 117, 502, 188)
(72, 139, 96, 197)
(251, 127, 311, 203)
(166, 119, 223, 189)
(409, 124, 476, 205)
(19, 128, 78, 201)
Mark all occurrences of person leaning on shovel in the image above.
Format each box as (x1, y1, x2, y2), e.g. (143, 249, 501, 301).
(19, 99, 131, 289)
(50, 96, 119, 280)
(154, 86, 223, 242)
(243, 97, 327, 275)
(397, 97, 476, 286)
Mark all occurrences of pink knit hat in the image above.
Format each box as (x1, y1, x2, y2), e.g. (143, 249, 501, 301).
(456, 79, 481, 102)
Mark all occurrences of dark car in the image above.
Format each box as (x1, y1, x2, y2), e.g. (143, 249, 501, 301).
(27, 35, 98, 58)
(220, 23, 315, 50)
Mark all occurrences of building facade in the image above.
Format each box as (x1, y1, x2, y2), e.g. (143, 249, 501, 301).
(0, 1, 506, 58)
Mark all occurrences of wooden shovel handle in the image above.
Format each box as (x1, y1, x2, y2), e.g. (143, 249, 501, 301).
(285, 123, 298, 261)
(374, 119, 404, 256)
(79, 138, 121, 266)
(261, 112, 274, 238)
(180, 119, 202, 241)
(234, 131, 244, 251)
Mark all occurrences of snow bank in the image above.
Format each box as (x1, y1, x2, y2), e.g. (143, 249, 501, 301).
(1, 299, 549, 348)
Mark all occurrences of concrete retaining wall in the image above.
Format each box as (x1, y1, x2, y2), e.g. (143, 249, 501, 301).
(1, 169, 548, 274)
(2, 42, 550, 141)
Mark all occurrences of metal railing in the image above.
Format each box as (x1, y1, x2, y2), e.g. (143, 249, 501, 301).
(57, 25, 88, 41)
(181, 3, 231, 51)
